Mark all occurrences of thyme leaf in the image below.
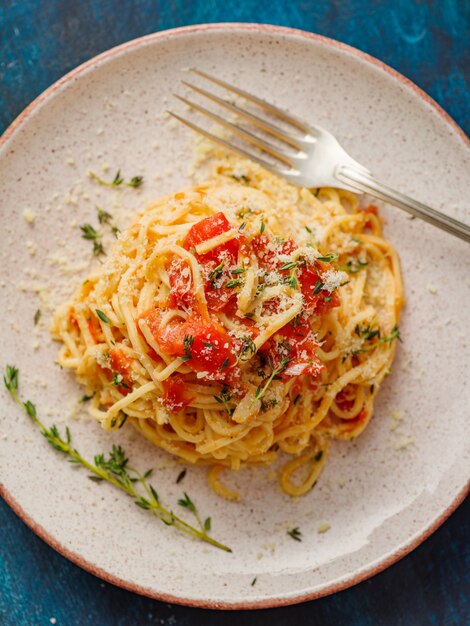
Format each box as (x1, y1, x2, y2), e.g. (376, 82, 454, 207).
(112, 373, 131, 389)
(237, 336, 256, 362)
(214, 387, 233, 416)
(176, 468, 187, 484)
(340, 259, 368, 274)
(181, 335, 194, 362)
(80, 224, 105, 257)
(97, 208, 112, 224)
(279, 261, 298, 271)
(208, 262, 224, 288)
(95, 309, 110, 324)
(287, 527, 302, 542)
(224, 279, 242, 289)
(316, 253, 338, 262)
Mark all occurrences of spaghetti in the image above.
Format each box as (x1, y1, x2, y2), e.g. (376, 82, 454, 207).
(52, 154, 403, 498)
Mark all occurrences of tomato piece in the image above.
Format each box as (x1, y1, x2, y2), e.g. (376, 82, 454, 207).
(161, 375, 195, 413)
(181, 213, 242, 313)
(258, 314, 323, 381)
(184, 212, 232, 250)
(179, 317, 238, 381)
(298, 264, 339, 315)
(251, 234, 296, 271)
(204, 284, 236, 312)
(259, 324, 323, 382)
(166, 257, 198, 311)
(109, 348, 132, 377)
(183, 212, 239, 264)
(139, 308, 239, 382)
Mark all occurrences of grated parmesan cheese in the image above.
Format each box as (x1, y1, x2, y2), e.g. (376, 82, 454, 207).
(317, 523, 331, 533)
(26, 241, 36, 256)
(322, 269, 349, 293)
(23, 209, 36, 224)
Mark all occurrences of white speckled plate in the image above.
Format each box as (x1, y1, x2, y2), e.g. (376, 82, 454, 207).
(0, 24, 469, 608)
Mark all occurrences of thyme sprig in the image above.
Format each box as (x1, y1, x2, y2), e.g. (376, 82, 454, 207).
(352, 324, 402, 355)
(3, 365, 231, 553)
(255, 353, 292, 403)
(89, 170, 143, 188)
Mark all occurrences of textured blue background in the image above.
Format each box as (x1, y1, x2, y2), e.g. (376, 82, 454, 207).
(1, 1, 469, 625)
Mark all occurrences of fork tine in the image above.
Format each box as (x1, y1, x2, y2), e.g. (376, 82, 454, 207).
(175, 95, 297, 166)
(191, 69, 310, 134)
(182, 81, 302, 150)
(167, 110, 295, 179)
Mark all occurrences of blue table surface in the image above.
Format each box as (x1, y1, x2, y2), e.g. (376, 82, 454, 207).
(1, 2, 469, 625)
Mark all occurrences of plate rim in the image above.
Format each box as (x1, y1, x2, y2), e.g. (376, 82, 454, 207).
(1, 22, 468, 610)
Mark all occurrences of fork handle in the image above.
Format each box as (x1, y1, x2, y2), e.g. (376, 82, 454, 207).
(336, 165, 470, 243)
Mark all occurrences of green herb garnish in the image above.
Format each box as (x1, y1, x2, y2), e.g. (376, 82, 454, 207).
(316, 253, 338, 262)
(231, 173, 250, 184)
(279, 261, 298, 271)
(287, 527, 302, 542)
(95, 309, 110, 324)
(80, 224, 105, 257)
(176, 468, 187, 484)
(352, 324, 402, 355)
(237, 336, 256, 362)
(340, 259, 368, 274)
(181, 335, 194, 362)
(208, 262, 224, 287)
(201, 340, 217, 350)
(33, 309, 41, 326)
(89, 170, 143, 188)
(97, 208, 112, 224)
(255, 353, 291, 403)
(282, 274, 298, 289)
(313, 279, 324, 295)
(112, 373, 131, 389)
(214, 387, 233, 416)
(224, 279, 242, 289)
(3, 365, 231, 553)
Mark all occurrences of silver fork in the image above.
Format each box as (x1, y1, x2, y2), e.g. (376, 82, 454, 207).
(169, 69, 470, 243)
